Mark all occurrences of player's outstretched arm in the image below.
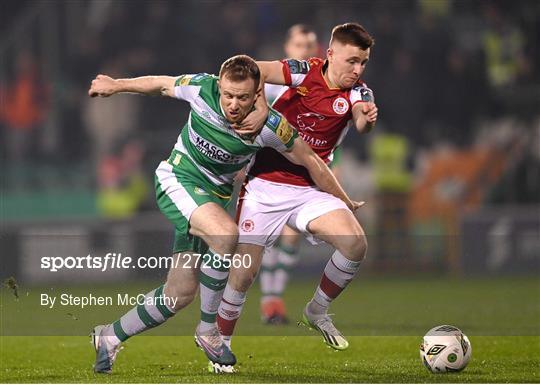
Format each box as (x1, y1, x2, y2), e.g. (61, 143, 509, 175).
(352, 101, 378, 134)
(256, 61, 287, 85)
(283, 136, 364, 211)
(88, 74, 177, 98)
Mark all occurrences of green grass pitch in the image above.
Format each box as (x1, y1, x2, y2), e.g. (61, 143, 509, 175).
(1, 276, 539, 383)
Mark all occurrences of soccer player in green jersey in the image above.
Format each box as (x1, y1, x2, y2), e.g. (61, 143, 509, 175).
(88, 55, 362, 374)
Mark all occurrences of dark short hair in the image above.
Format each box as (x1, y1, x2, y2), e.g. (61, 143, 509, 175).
(330, 23, 374, 50)
(285, 24, 317, 43)
(219, 55, 260, 89)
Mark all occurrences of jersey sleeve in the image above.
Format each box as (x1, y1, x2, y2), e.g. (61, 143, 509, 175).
(264, 83, 287, 105)
(173, 73, 212, 102)
(258, 108, 298, 152)
(280, 59, 310, 87)
(350, 82, 375, 106)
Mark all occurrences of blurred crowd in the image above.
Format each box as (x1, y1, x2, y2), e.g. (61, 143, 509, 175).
(1, 0, 538, 218)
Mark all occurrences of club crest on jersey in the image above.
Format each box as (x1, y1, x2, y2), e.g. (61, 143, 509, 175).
(332, 97, 349, 115)
(241, 219, 255, 232)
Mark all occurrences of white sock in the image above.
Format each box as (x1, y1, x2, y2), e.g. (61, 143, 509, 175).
(308, 250, 361, 316)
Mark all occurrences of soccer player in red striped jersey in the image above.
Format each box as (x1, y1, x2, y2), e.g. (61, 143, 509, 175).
(259, 24, 321, 325)
(210, 23, 378, 359)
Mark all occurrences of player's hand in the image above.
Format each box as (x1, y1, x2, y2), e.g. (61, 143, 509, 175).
(232, 119, 262, 138)
(232, 96, 268, 138)
(347, 200, 366, 212)
(88, 74, 118, 97)
(232, 111, 265, 138)
(362, 102, 378, 124)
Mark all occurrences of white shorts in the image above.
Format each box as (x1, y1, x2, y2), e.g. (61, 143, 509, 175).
(237, 177, 350, 247)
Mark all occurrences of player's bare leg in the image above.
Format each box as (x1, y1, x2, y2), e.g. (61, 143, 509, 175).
(189, 202, 239, 255)
(301, 208, 367, 350)
(228, 243, 265, 292)
(93, 253, 199, 373)
(164, 253, 200, 307)
(190, 202, 239, 373)
(216, 243, 265, 349)
(307, 209, 367, 264)
(93, 202, 239, 374)
(260, 225, 301, 324)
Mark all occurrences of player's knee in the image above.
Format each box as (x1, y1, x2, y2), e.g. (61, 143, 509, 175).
(354, 234, 368, 261)
(212, 222, 239, 253)
(342, 233, 368, 262)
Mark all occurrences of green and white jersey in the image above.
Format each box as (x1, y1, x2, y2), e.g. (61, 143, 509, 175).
(171, 73, 297, 194)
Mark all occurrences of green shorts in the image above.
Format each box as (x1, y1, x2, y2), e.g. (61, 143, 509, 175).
(154, 152, 232, 254)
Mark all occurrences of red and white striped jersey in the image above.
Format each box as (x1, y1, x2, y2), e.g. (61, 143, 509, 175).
(249, 57, 374, 186)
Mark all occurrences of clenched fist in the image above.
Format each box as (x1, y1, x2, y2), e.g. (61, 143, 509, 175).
(362, 102, 378, 124)
(88, 74, 118, 97)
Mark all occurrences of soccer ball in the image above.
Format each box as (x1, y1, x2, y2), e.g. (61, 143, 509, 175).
(420, 325, 472, 373)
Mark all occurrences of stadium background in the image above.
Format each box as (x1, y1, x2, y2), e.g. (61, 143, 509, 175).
(0, 1, 539, 382)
